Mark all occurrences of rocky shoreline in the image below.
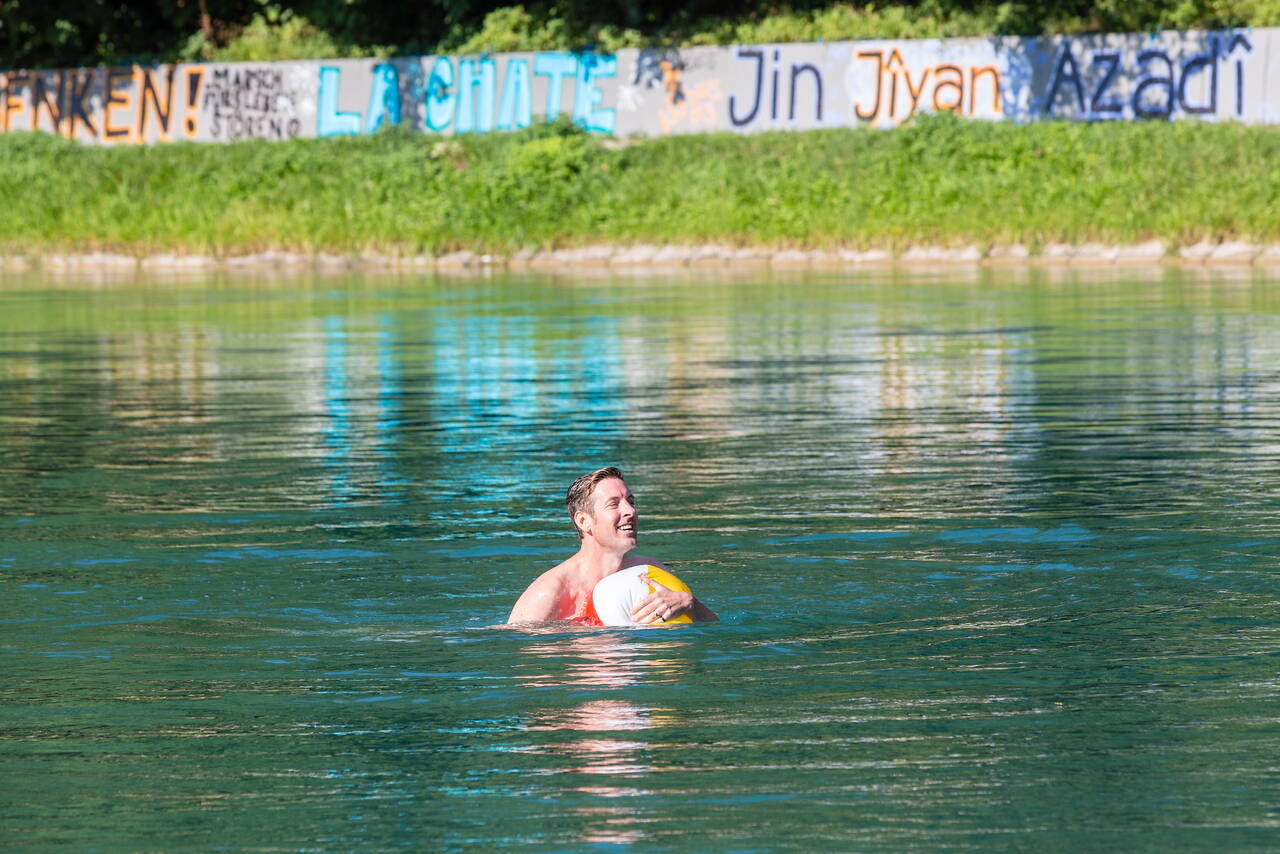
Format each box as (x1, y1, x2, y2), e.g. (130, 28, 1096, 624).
(4, 240, 1280, 276)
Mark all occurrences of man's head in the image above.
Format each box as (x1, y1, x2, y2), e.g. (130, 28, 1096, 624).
(566, 467, 637, 550)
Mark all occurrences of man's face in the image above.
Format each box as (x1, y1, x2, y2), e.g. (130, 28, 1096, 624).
(581, 477, 638, 552)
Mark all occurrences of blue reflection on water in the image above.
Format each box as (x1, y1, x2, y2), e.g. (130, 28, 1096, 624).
(324, 315, 354, 504)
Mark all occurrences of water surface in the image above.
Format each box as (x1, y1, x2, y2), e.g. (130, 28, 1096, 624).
(3, 267, 1280, 851)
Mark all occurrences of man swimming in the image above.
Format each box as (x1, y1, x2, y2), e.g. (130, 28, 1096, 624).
(507, 467, 717, 625)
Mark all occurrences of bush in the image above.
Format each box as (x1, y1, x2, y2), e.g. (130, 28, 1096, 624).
(6, 0, 1277, 70)
(203, 12, 348, 61)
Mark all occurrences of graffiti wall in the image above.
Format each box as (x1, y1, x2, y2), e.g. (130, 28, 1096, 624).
(1, 27, 1276, 144)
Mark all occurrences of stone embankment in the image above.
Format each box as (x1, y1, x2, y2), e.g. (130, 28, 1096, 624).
(5, 241, 1280, 275)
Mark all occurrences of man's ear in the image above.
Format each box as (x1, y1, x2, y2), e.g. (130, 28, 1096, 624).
(574, 509, 592, 536)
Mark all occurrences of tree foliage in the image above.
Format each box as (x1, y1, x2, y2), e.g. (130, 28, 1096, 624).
(2, 0, 1276, 70)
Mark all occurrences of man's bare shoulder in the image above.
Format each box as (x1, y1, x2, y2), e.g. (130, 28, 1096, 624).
(531, 562, 575, 592)
(507, 561, 573, 623)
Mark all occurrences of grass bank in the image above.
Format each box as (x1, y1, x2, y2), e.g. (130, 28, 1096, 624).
(3, 116, 1278, 258)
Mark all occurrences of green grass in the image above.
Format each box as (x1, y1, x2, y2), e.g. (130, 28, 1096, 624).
(3, 116, 1278, 257)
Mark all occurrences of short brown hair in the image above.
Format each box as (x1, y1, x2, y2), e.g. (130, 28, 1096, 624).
(566, 466, 625, 539)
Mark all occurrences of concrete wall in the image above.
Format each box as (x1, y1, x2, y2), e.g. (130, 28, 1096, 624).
(1, 28, 1275, 144)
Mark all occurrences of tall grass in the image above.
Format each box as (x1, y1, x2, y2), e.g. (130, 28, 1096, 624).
(3, 116, 1277, 256)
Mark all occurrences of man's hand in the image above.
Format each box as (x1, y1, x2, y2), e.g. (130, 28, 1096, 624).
(630, 573, 695, 624)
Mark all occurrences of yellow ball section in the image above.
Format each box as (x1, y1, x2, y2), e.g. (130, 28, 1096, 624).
(639, 565, 693, 625)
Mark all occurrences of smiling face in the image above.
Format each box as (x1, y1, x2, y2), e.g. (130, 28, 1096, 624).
(576, 477, 638, 554)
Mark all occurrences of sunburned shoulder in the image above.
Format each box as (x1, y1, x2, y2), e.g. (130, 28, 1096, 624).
(507, 565, 570, 624)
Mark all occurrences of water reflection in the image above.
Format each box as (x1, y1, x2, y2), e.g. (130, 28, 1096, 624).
(323, 315, 353, 504)
(3, 270, 1279, 524)
(517, 633, 687, 688)
(514, 633, 688, 845)
(530, 697, 653, 845)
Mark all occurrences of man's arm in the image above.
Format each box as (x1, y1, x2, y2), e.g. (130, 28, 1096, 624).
(686, 597, 719, 622)
(507, 575, 562, 624)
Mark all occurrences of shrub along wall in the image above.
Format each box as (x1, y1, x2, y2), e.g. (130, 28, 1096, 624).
(3, 0, 1278, 70)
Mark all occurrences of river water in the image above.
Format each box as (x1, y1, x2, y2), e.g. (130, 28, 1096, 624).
(3, 267, 1279, 851)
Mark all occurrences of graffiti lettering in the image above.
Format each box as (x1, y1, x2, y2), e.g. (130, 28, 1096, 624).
(497, 58, 532, 130)
(662, 60, 684, 105)
(31, 73, 63, 134)
(103, 69, 133, 141)
(205, 66, 300, 140)
(139, 67, 176, 141)
(769, 50, 780, 119)
(1043, 35, 1253, 119)
(729, 48, 764, 126)
(67, 70, 97, 137)
(183, 68, 204, 137)
(632, 48, 684, 98)
(317, 66, 359, 135)
(971, 66, 1000, 114)
(318, 52, 612, 137)
(2, 74, 21, 132)
(573, 53, 616, 133)
(1089, 52, 1123, 114)
(852, 49, 1000, 123)
(932, 65, 963, 112)
(458, 58, 496, 133)
(1133, 49, 1175, 118)
(659, 79, 725, 134)
(789, 63, 822, 121)
(901, 63, 928, 116)
(425, 57, 455, 130)
(730, 47, 826, 127)
(365, 63, 400, 132)
(0, 27, 1272, 144)
(1225, 33, 1252, 115)
(1178, 37, 1218, 114)
(1047, 44, 1086, 111)
(534, 52, 577, 117)
(0, 66, 187, 143)
(624, 46, 721, 116)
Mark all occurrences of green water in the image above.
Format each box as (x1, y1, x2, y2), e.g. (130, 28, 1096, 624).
(3, 268, 1280, 852)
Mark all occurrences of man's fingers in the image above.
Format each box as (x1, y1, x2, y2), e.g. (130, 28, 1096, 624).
(638, 574, 676, 623)
(632, 585, 691, 624)
(640, 572, 672, 592)
(631, 594, 666, 623)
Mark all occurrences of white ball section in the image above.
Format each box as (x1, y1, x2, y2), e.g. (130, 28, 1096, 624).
(592, 565, 695, 627)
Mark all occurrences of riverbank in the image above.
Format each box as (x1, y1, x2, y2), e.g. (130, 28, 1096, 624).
(4, 116, 1278, 261)
(7, 240, 1280, 279)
